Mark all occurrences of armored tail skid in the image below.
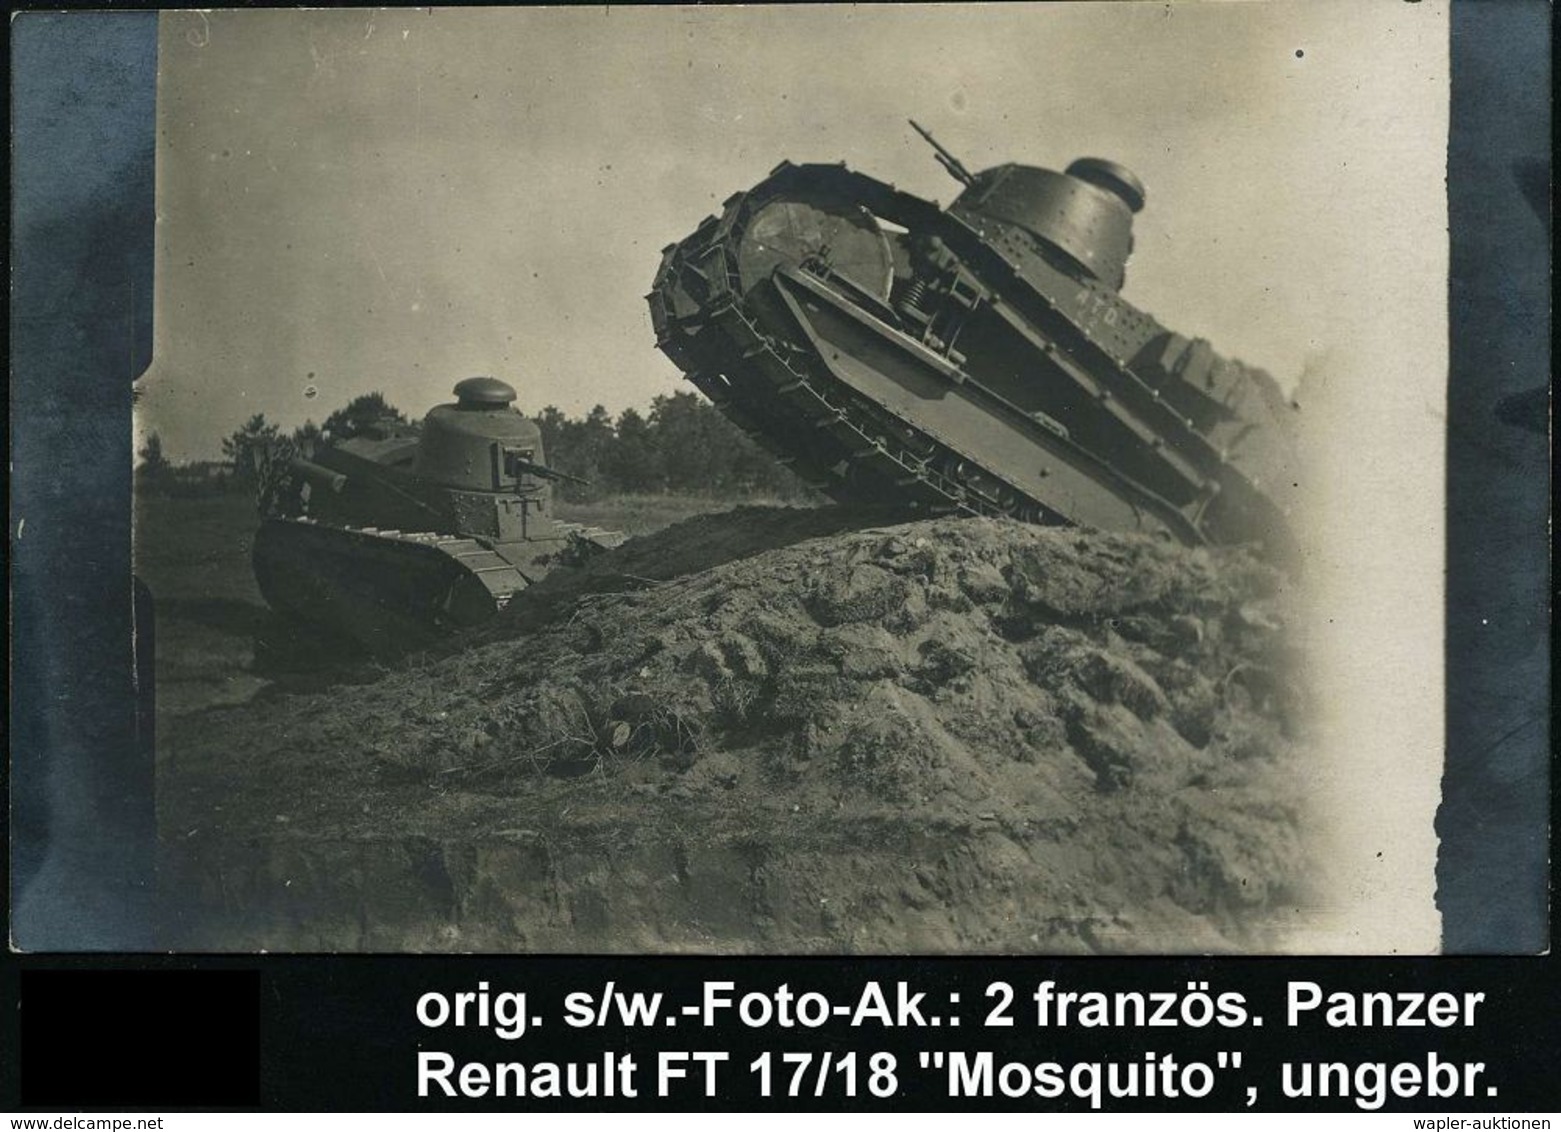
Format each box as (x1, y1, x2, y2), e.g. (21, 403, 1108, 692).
(252, 377, 624, 655)
(648, 125, 1300, 561)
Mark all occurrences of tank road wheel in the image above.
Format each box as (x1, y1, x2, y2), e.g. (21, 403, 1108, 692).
(938, 454, 969, 482)
(901, 431, 939, 463)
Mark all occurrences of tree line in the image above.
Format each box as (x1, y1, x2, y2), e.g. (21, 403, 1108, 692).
(137, 390, 813, 502)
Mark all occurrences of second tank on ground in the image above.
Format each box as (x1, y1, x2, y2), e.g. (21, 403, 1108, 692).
(252, 377, 623, 655)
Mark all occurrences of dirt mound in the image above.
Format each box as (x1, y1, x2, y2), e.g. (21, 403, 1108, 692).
(159, 508, 1315, 952)
(464, 503, 919, 644)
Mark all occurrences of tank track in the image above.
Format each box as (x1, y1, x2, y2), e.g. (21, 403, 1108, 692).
(652, 166, 1195, 539)
(550, 522, 632, 567)
(685, 306, 1057, 523)
(252, 517, 625, 654)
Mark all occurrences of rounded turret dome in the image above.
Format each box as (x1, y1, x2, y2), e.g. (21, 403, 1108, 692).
(453, 376, 518, 408)
(1066, 157, 1146, 214)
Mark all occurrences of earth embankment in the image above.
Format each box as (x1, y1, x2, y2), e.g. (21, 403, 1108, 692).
(158, 507, 1313, 952)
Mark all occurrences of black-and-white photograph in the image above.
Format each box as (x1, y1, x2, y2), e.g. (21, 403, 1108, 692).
(23, 3, 1512, 956)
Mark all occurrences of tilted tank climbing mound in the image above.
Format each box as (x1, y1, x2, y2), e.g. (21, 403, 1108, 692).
(252, 377, 624, 655)
(648, 123, 1300, 562)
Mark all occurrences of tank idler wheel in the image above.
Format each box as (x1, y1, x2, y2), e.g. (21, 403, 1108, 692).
(995, 486, 1026, 518)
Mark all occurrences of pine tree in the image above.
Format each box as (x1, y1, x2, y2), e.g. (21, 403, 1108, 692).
(322, 392, 408, 440)
(221, 414, 281, 485)
(136, 431, 170, 486)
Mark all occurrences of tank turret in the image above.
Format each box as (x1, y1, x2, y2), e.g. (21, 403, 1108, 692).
(414, 377, 549, 494)
(948, 157, 1144, 291)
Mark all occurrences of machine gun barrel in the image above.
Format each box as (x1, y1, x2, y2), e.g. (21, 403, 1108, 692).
(508, 455, 591, 487)
(910, 118, 975, 186)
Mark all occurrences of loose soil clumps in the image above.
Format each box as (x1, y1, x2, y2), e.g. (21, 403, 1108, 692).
(159, 508, 1314, 952)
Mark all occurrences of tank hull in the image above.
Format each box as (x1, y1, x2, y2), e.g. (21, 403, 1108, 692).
(251, 381, 625, 655)
(649, 162, 1300, 562)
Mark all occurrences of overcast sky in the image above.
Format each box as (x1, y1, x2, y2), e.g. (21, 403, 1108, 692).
(142, 2, 1447, 461)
